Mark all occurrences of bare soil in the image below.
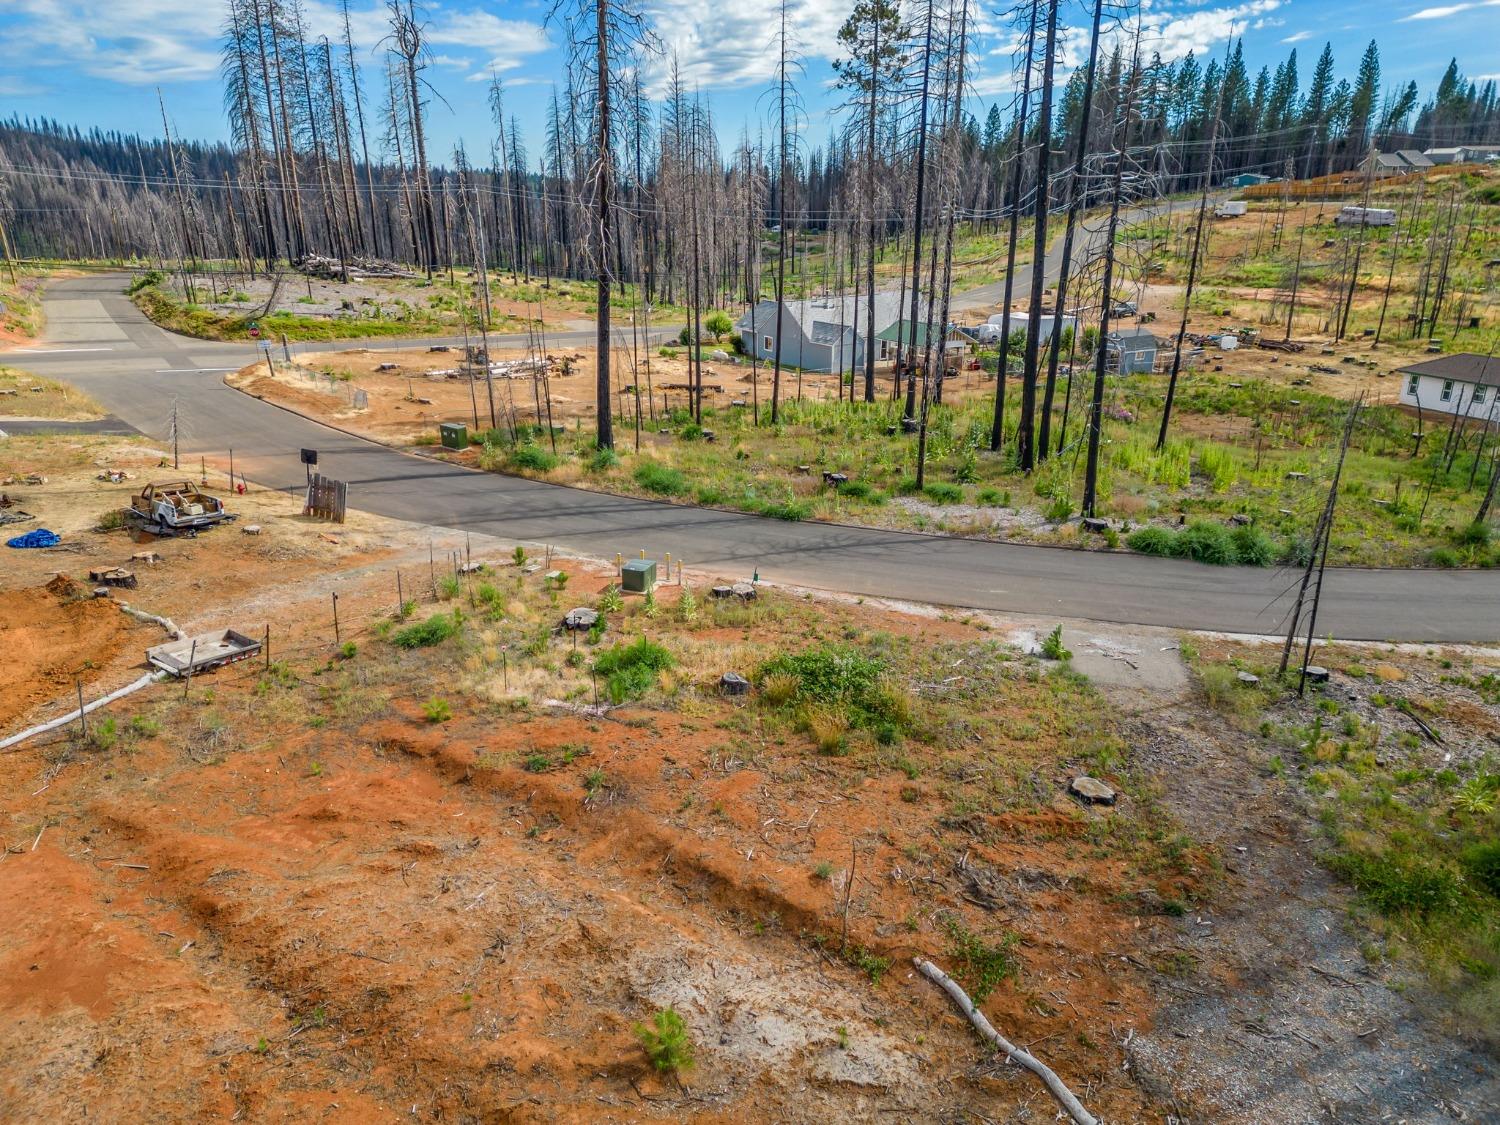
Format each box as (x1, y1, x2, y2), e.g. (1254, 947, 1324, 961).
(0, 433, 1494, 1123)
(232, 345, 859, 445)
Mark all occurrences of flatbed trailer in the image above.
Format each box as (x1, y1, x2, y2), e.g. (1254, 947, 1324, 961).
(146, 629, 262, 677)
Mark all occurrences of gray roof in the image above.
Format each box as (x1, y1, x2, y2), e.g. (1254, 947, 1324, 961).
(1369, 152, 1408, 169)
(1110, 327, 1159, 347)
(1396, 149, 1434, 168)
(1397, 353, 1500, 389)
(735, 292, 917, 342)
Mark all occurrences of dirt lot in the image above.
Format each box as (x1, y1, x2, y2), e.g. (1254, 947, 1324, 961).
(231, 344, 857, 446)
(1, 432, 1496, 1122)
(0, 367, 105, 422)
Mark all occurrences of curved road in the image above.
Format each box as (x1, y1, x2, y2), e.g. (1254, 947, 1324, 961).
(3, 274, 1495, 642)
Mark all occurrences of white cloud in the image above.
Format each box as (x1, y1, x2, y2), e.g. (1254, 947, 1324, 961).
(637, 0, 850, 95)
(2, 0, 548, 87)
(970, 0, 1283, 98)
(1281, 29, 1313, 41)
(1400, 0, 1500, 19)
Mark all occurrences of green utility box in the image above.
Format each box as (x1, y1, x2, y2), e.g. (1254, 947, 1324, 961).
(620, 558, 657, 593)
(439, 422, 468, 450)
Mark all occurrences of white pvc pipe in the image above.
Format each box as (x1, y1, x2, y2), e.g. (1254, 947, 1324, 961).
(0, 672, 164, 752)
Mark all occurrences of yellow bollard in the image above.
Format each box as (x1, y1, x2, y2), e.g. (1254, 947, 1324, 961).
(615, 552, 622, 568)
(640, 548, 646, 559)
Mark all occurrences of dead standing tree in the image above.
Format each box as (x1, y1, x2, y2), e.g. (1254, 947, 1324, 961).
(385, 0, 439, 276)
(1155, 35, 1231, 452)
(834, 0, 908, 405)
(552, 0, 656, 450)
(987, 0, 1040, 454)
(1039, 0, 1105, 461)
(1081, 35, 1145, 519)
(1015, 0, 1059, 472)
(1279, 395, 1363, 694)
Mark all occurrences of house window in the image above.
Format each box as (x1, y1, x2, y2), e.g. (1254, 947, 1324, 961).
(1475, 385, 1489, 406)
(1440, 380, 1454, 402)
(763, 335, 772, 351)
(1406, 374, 1420, 396)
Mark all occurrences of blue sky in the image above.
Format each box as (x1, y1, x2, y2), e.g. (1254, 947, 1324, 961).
(1, 0, 1497, 163)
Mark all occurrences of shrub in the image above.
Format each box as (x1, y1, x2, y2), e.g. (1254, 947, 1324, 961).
(1127, 526, 1176, 557)
(339, 641, 358, 660)
(1455, 521, 1492, 547)
(126, 269, 165, 295)
(1039, 625, 1071, 661)
(596, 584, 624, 614)
(1462, 842, 1500, 898)
(1230, 523, 1276, 567)
(923, 481, 964, 504)
(438, 574, 461, 600)
(1043, 495, 1074, 522)
(423, 697, 452, 723)
(761, 672, 801, 706)
(594, 636, 675, 703)
(510, 444, 558, 473)
(704, 310, 734, 341)
(801, 705, 850, 754)
(755, 499, 811, 521)
(89, 716, 119, 751)
(1280, 533, 1315, 567)
(1430, 547, 1461, 568)
(760, 646, 883, 708)
(635, 1007, 694, 1074)
(633, 460, 687, 495)
(975, 487, 1003, 506)
(837, 479, 885, 503)
(586, 447, 620, 472)
(945, 920, 1018, 1003)
(1328, 848, 1462, 918)
(759, 645, 912, 734)
(392, 611, 460, 649)
(96, 508, 127, 531)
(1174, 520, 1239, 566)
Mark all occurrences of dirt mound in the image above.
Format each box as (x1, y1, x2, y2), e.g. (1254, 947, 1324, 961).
(0, 584, 134, 727)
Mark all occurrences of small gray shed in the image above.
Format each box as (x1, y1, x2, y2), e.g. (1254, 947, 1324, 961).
(1108, 328, 1160, 374)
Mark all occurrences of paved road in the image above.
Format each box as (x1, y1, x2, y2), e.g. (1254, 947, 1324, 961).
(950, 197, 1204, 313)
(2, 274, 1495, 642)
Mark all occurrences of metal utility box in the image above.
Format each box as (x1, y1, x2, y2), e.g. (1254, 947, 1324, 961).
(440, 422, 468, 450)
(620, 559, 657, 593)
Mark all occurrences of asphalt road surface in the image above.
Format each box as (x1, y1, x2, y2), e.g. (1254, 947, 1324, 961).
(2, 274, 1495, 643)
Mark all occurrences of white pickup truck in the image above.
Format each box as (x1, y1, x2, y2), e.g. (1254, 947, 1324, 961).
(129, 482, 233, 531)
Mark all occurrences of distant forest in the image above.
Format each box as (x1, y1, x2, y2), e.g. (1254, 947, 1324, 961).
(1, 14, 1495, 303)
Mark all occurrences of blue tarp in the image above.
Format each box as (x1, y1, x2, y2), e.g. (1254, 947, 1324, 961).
(6, 528, 60, 548)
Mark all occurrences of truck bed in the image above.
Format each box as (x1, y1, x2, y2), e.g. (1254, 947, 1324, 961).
(146, 629, 262, 677)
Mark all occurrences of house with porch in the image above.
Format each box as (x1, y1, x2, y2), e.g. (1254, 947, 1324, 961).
(734, 292, 914, 373)
(1397, 354, 1500, 420)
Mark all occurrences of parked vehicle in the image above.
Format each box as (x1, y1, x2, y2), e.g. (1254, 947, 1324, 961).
(1335, 206, 1396, 227)
(1214, 200, 1248, 218)
(129, 481, 233, 531)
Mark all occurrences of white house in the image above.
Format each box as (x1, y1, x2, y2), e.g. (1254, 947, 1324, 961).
(734, 292, 916, 373)
(1397, 354, 1500, 420)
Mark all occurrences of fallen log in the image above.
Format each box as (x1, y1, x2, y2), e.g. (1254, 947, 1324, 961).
(913, 957, 1097, 1125)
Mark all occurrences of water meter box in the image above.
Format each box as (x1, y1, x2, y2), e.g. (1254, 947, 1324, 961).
(620, 559, 657, 593)
(439, 422, 468, 450)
